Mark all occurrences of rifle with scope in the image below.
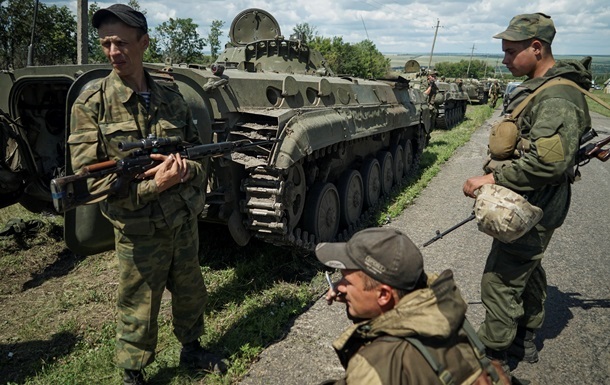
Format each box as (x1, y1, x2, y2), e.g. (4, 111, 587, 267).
(50, 135, 276, 213)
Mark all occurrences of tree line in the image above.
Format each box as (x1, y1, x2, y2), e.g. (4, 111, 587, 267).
(0, 0, 224, 69)
(0, 0, 390, 79)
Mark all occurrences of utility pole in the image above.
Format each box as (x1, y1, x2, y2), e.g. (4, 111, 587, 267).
(466, 43, 475, 78)
(77, 0, 88, 64)
(427, 19, 441, 72)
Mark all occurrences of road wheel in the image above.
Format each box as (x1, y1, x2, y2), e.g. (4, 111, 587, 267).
(302, 182, 340, 242)
(284, 162, 306, 230)
(377, 151, 394, 196)
(401, 139, 414, 178)
(337, 169, 363, 228)
(391, 144, 404, 185)
(360, 157, 381, 208)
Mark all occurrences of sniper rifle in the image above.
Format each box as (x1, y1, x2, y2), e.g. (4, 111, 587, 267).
(50, 135, 276, 213)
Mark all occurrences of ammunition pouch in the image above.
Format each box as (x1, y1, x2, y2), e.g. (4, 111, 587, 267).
(484, 118, 530, 173)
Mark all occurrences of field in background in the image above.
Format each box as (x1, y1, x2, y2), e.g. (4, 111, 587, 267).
(385, 53, 610, 81)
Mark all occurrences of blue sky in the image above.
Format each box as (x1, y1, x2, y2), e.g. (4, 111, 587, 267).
(50, 0, 610, 56)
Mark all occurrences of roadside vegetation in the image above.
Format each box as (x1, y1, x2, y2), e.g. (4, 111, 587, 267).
(0, 104, 494, 385)
(588, 89, 610, 117)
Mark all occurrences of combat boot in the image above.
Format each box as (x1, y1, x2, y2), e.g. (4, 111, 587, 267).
(180, 340, 229, 374)
(123, 369, 146, 385)
(485, 348, 510, 380)
(508, 327, 539, 363)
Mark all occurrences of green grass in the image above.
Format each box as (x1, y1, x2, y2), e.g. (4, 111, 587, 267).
(587, 89, 610, 117)
(1, 104, 494, 385)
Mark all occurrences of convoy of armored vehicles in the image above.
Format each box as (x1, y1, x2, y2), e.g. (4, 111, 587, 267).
(1, 9, 438, 254)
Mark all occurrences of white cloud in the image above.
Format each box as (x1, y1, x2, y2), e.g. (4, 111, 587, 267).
(55, 0, 610, 55)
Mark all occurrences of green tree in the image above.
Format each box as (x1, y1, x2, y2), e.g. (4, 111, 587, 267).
(435, 59, 494, 79)
(0, 0, 77, 69)
(309, 36, 388, 79)
(293, 23, 317, 42)
(207, 20, 224, 61)
(153, 18, 207, 64)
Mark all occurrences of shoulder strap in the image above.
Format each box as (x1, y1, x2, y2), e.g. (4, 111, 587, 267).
(461, 319, 502, 384)
(404, 337, 456, 385)
(510, 77, 610, 119)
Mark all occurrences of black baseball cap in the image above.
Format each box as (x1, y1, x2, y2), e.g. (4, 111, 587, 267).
(315, 227, 424, 291)
(92, 4, 148, 33)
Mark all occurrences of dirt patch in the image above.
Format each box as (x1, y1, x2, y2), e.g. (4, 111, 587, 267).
(0, 223, 118, 384)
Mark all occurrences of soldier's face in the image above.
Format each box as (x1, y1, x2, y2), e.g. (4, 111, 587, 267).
(501, 39, 538, 78)
(98, 21, 149, 79)
(337, 270, 383, 320)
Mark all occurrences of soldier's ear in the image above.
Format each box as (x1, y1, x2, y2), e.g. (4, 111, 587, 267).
(377, 284, 394, 307)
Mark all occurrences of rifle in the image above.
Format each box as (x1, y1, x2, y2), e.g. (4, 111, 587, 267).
(50, 135, 276, 213)
(422, 212, 475, 247)
(577, 128, 610, 165)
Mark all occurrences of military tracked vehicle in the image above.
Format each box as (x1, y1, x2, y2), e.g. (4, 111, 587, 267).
(0, 8, 433, 255)
(401, 60, 466, 130)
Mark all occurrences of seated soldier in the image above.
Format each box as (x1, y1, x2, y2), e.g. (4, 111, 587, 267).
(315, 227, 510, 385)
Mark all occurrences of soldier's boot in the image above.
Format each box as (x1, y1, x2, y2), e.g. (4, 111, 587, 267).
(123, 369, 147, 385)
(180, 340, 229, 374)
(486, 348, 511, 380)
(508, 327, 539, 363)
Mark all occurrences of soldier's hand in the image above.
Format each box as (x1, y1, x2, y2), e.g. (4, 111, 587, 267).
(144, 153, 190, 193)
(463, 173, 495, 198)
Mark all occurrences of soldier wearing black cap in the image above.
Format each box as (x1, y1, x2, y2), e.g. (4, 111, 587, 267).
(69, 4, 227, 384)
(315, 227, 509, 384)
(463, 12, 592, 381)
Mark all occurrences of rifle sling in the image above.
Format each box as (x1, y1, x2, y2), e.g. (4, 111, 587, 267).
(509, 77, 610, 119)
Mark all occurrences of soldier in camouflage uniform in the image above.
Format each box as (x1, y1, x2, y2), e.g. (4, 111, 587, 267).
(69, 4, 226, 384)
(463, 13, 592, 379)
(488, 80, 500, 108)
(315, 228, 509, 384)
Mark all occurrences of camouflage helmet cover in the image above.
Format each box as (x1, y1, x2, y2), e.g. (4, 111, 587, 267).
(493, 12, 555, 44)
(474, 184, 543, 243)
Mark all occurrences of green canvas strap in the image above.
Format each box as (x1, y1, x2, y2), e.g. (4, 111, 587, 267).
(461, 319, 502, 384)
(404, 336, 456, 385)
(510, 77, 610, 119)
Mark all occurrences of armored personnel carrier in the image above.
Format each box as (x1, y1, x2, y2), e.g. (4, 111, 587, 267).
(0, 8, 433, 254)
(460, 78, 489, 105)
(431, 80, 468, 129)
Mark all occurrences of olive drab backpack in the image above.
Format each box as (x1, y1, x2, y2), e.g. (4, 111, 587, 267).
(401, 319, 509, 385)
(485, 77, 610, 174)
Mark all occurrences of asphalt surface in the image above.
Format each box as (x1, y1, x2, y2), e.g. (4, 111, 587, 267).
(239, 109, 610, 385)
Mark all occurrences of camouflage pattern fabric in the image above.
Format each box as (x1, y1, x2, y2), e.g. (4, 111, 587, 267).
(474, 184, 543, 243)
(328, 271, 486, 385)
(480, 59, 591, 350)
(115, 217, 206, 369)
(493, 13, 556, 44)
(69, 70, 208, 370)
(488, 82, 500, 108)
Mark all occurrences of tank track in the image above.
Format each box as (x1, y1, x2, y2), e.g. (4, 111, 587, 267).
(241, 131, 426, 252)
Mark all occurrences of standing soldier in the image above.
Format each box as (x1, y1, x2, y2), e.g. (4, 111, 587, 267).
(463, 12, 592, 382)
(489, 80, 500, 108)
(69, 4, 228, 384)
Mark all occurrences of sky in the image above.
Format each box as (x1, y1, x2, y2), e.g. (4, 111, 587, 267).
(50, 0, 610, 56)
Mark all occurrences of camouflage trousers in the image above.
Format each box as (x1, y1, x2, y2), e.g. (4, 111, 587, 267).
(477, 224, 555, 351)
(114, 217, 207, 370)
(489, 94, 498, 108)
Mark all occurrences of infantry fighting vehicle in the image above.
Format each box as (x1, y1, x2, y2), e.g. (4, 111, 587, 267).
(431, 80, 468, 129)
(401, 60, 466, 130)
(460, 78, 489, 105)
(0, 8, 433, 255)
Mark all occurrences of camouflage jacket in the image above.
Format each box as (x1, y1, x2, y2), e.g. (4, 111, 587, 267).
(68, 70, 206, 235)
(494, 59, 592, 229)
(327, 270, 484, 385)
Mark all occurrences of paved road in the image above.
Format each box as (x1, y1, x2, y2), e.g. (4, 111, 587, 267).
(239, 110, 610, 385)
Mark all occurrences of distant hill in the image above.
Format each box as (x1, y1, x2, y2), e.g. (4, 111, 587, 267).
(385, 53, 610, 78)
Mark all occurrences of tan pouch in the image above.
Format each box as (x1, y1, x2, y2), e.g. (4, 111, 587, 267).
(489, 119, 519, 160)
